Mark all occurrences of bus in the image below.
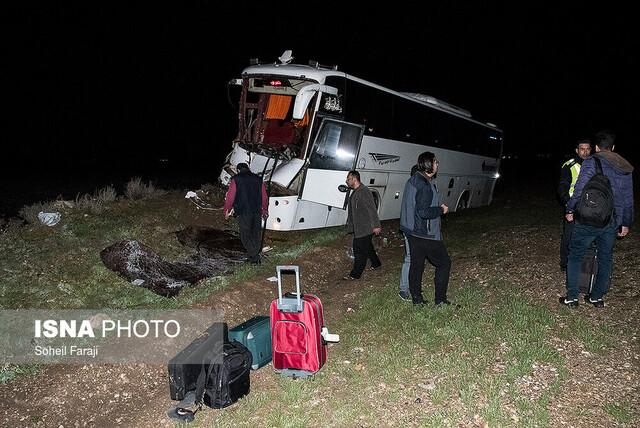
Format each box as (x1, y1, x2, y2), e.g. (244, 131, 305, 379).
(219, 51, 503, 231)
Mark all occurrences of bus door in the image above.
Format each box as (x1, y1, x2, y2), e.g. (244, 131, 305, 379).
(300, 118, 364, 208)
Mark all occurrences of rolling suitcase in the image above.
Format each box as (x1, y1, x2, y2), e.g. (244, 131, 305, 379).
(229, 316, 272, 370)
(168, 322, 229, 400)
(578, 243, 610, 295)
(270, 265, 339, 378)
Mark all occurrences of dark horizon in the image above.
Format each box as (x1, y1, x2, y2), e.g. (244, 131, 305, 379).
(3, 3, 638, 217)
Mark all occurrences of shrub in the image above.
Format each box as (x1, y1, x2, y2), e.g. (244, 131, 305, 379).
(125, 177, 164, 200)
(0, 217, 24, 235)
(18, 200, 60, 224)
(75, 186, 117, 214)
(96, 185, 118, 204)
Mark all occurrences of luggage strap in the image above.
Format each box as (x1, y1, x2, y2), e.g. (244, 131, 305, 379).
(194, 343, 224, 408)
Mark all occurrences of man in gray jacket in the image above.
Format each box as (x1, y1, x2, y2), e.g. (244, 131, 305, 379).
(400, 152, 455, 307)
(344, 170, 382, 280)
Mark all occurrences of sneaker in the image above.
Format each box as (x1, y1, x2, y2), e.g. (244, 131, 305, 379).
(558, 296, 578, 307)
(584, 295, 605, 308)
(398, 291, 411, 302)
(435, 300, 461, 309)
(412, 300, 424, 307)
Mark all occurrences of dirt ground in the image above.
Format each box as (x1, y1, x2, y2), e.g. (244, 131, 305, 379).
(1, 202, 638, 427)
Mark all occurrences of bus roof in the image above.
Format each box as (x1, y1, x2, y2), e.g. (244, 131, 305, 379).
(242, 63, 344, 83)
(241, 62, 502, 132)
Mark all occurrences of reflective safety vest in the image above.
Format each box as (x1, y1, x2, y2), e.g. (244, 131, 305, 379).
(562, 158, 581, 197)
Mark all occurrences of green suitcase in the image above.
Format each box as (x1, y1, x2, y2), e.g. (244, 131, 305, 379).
(229, 316, 272, 370)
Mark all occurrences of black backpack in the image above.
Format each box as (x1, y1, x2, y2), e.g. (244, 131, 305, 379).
(194, 339, 252, 409)
(576, 156, 615, 228)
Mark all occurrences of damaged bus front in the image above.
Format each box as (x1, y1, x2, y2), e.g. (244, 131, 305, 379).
(220, 52, 352, 231)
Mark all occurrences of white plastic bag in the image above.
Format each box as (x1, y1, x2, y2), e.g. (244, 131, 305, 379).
(38, 211, 61, 226)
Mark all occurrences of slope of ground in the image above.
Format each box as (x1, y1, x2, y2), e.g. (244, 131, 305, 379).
(1, 182, 638, 427)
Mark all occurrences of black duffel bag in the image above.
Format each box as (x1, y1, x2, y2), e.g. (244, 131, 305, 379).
(194, 338, 253, 409)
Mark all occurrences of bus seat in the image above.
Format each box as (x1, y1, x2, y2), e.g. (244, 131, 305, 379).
(263, 120, 295, 146)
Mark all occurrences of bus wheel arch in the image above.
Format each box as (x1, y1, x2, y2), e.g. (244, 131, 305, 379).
(370, 189, 381, 211)
(455, 190, 470, 211)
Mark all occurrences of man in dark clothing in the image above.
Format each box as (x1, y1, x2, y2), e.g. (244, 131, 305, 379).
(561, 130, 634, 308)
(223, 163, 269, 264)
(399, 152, 455, 307)
(558, 139, 591, 272)
(344, 170, 382, 280)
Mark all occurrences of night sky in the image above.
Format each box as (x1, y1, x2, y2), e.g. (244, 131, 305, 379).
(3, 3, 637, 212)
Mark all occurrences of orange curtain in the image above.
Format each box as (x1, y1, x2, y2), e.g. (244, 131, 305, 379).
(265, 95, 291, 119)
(293, 109, 309, 128)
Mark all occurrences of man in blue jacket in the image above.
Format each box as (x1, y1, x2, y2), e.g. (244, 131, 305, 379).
(561, 130, 634, 308)
(400, 152, 455, 307)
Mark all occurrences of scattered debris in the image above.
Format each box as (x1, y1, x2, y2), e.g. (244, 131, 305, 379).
(184, 189, 221, 211)
(38, 211, 61, 226)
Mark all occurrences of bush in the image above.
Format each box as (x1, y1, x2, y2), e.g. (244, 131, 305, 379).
(0, 217, 24, 235)
(125, 177, 164, 200)
(18, 200, 60, 224)
(75, 186, 117, 214)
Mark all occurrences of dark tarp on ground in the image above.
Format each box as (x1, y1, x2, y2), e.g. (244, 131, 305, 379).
(100, 227, 246, 297)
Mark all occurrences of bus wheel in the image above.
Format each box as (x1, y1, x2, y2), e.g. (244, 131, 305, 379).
(456, 191, 470, 211)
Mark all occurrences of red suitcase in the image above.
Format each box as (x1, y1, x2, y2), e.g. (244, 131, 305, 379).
(270, 265, 338, 378)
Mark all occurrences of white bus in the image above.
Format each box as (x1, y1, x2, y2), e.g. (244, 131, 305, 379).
(219, 51, 503, 231)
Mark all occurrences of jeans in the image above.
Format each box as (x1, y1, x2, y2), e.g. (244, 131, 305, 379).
(566, 220, 616, 300)
(560, 217, 575, 270)
(237, 213, 262, 263)
(407, 234, 451, 304)
(349, 234, 381, 279)
(399, 235, 410, 294)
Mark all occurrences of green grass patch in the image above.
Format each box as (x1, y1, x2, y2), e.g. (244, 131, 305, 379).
(603, 401, 634, 423)
(0, 363, 42, 384)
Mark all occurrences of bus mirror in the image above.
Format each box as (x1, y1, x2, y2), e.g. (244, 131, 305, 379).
(293, 84, 338, 120)
(338, 184, 349, 193)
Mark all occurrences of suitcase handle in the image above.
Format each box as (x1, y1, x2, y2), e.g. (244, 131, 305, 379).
(321, 326, 340, 343)
(276, 265, 303, 313)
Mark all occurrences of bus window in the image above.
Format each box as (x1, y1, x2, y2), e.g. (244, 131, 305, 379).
(309, 120, 363, 171)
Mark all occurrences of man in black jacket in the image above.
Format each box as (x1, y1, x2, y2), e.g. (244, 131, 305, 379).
(344, 170, 381, 280)
(223, 163, 268, 264)
(557, 139, 591, 272)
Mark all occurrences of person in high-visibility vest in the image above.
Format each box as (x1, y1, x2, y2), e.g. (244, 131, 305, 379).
(557, 139, 591, 272)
